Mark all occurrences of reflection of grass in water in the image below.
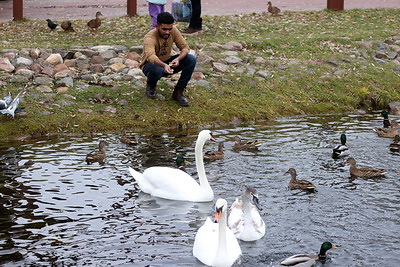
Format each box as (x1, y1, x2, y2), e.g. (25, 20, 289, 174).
(1, 9, 400, 138)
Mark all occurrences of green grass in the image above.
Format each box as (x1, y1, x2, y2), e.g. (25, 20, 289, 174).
(0, 9, 399, 139)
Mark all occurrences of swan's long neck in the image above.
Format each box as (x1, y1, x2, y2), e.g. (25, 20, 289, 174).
(195, 138, 210, 189)
(215, 210, 228, 265)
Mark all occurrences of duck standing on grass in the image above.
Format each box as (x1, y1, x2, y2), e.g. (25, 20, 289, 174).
(332, 133, 349, 159)
(344, 157, 387, 178)
(285, 168, 316, 192)
(61, 21, 75, 32)
(228, 186, 265, 241)
(86, 140, 107, 164)
(267, 1, 281, 16)
(280, 241, 338, 266)
(87, 11, 103, 31)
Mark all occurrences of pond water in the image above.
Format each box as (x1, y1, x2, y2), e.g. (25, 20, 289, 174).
(1, 113, 399, 266)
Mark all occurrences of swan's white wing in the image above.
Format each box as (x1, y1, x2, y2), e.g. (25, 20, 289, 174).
(228, 198, 244, 237)
(249, 205, 266, 236)
(193, 217, 218, 266)
(143, 166, 202, 200)
(129, 166, 205, 201)
(280, 254, 316, 266)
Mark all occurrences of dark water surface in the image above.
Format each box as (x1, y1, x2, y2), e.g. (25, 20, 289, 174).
(1, 113, 399, 266)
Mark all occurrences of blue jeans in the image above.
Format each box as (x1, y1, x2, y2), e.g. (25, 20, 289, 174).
(142, 54, 196, 89)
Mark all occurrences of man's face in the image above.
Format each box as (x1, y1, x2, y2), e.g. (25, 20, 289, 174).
(156, 23, 173, 40)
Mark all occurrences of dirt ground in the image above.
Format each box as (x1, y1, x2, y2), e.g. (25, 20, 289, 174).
(0, 0, 398, 22)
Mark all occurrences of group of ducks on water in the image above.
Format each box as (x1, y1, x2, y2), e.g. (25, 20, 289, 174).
(84, 129, 342, 266)
(46, 11, 103, 33)
(83, 111, 399, 266)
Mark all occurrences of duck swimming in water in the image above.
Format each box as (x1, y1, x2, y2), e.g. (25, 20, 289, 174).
(332, 133, 349, 159)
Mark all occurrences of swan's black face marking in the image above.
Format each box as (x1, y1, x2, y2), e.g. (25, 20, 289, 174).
(209, 132, 216, 142)
(252, 195, 262, 211)
(214, 205, 223, 223)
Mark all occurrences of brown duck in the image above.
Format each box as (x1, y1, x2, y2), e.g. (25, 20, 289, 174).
(233, 136, 261, 150)
(389, 134, 400, 152)
(285, 168, 316, 192)
(119, 129, 139, 145)
(86, 140, 107, 164)
(267, 1, 281, 16)
(344, 157, 387, 178)
(204, 142, 225, 160)
(373, 110, 399, 138)
(61, 21, 75, 32)
(88, 11, 103, 31)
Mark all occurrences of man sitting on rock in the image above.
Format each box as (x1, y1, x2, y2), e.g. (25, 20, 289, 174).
(140, 12, 196, 107)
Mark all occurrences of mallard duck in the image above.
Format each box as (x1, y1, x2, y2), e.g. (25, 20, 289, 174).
(389, 134, 400, 152)
(175, 155, 189, 173)
(193, 198, 242, 267)
(128, 130, 215, 202)
(344, 157, 387, 178)
(267, 1, 281, 16)
(119, 129, 139, 145)
(285, 168, 316, 192)
(280, 241, 338, 266)
(381, 110, 391, 128)
(228, 186, 265, 241)
(233, 136, 261, 150)
(332, 133, 349, 159)
(61, 21, 75, 32)
(0, 91, 22, 118)
(87, 11, 103, 31)
(204, 142, 225, 160)
(86, 140, 107, 164)
(373, 111, 399, 138)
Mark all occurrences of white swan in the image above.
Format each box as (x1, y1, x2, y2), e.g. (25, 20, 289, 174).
(193, 198, 242, 267)
(228, 186, 265, 241)
(128, 130, 215, 202)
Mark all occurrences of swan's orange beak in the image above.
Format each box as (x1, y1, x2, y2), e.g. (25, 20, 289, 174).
(210, 133, 216, 142)
(213, 209, 222, 223)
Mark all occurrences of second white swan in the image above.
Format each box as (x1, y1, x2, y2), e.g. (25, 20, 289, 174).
(193, 198, 242, 267)
(228, 186, 265, 241)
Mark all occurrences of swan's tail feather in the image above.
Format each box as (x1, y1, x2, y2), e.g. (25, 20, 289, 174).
(128, 167, 150, 193)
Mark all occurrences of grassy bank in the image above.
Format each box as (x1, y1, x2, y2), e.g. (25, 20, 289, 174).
(0, 8, 399, 139)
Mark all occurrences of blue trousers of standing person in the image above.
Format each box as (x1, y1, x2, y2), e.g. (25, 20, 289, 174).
(142, 54, 196, 88)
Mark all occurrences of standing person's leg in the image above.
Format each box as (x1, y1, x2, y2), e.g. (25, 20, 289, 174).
(182, 0, 202, 34)
(148, 4, 165, 29)
(189, 0, 202, 30)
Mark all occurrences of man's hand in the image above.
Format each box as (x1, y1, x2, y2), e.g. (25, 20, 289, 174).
(164, 64, 174, 74)
(169, 58, 179, 68)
